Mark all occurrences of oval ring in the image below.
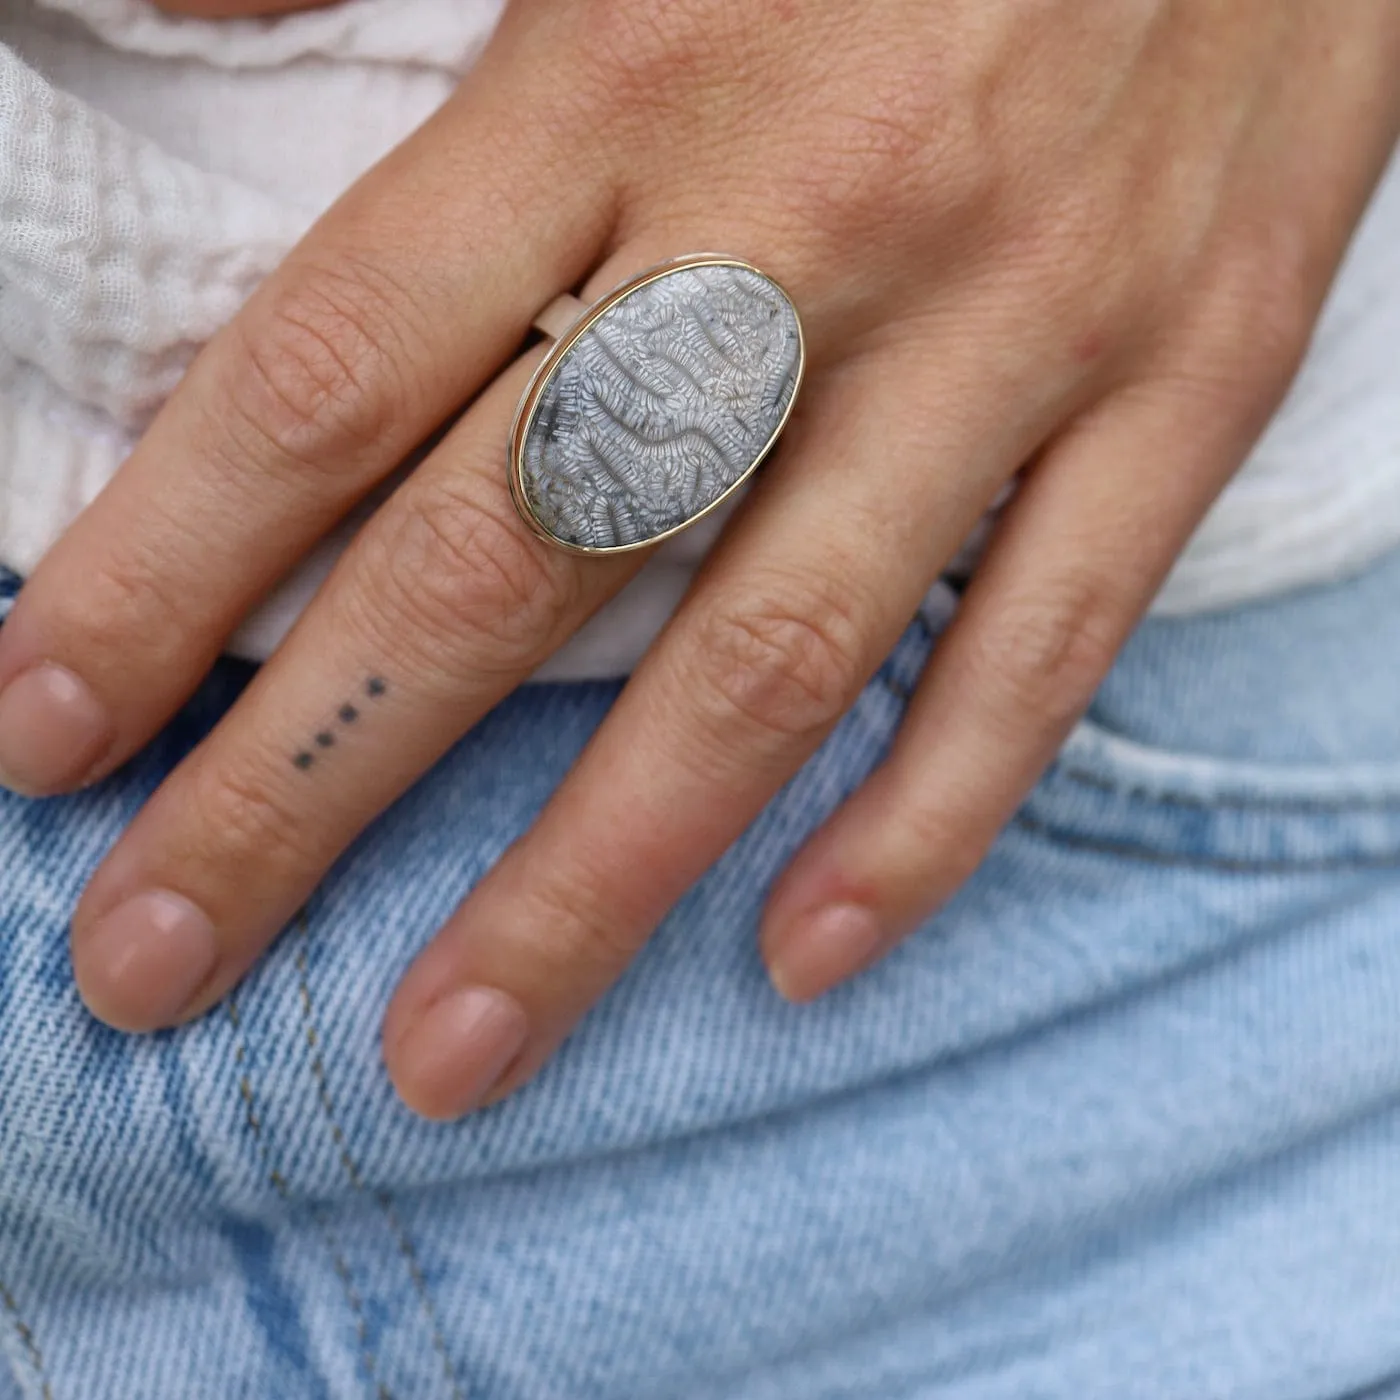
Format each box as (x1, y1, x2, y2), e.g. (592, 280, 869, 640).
(509, 254, 805, 555)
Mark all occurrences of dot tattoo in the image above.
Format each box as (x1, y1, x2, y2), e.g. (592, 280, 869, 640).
(290, 676, 389, 770)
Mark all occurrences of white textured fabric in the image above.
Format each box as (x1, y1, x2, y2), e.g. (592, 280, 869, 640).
(1, 0, 1397, 682)
(36, 0, 501, 68)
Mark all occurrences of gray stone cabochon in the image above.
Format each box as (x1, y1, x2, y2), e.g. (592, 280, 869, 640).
(518, 262, 803, 550)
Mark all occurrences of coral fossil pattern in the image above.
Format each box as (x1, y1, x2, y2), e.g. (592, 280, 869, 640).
(519, 262, 802, 550)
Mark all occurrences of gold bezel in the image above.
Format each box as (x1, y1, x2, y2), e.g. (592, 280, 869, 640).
(508, 253, 806, 556)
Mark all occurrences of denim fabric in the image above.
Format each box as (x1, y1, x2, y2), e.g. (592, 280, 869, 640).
(2, 550, 1400, 1400)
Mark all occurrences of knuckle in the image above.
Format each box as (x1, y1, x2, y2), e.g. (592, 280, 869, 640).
(967, 580, 1120, 732)
(49, 542, 205, 677)
(900, 803, 991, 889)
(1027, 187, 1137, 311)
(501, 865, 646, 984)
(576, 0, 711, 113)
(789, 118, 943, 260)
(775, 84, 982, 274)
(363, 483, 574, 667)
(220, 257, 417, 477)
(1201, 228, 1318, 396)
(690, 579, 866, 744)
(548, 888, 642, 976)
(1154, 222, 1320, 424)
(184, 757, 313, 875)
(983, 175, 1150, 368)
(909, 85, 1011, 230)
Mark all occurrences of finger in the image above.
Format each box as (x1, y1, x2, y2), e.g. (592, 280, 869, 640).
(0, 25, 614, 797)
(758, 367, 1285, 1001)
(68, 349, 643, 1034)
(381, 321, 1080, 1121)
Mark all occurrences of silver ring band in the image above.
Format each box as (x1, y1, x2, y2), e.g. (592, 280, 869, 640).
(530, 293, 588, 343)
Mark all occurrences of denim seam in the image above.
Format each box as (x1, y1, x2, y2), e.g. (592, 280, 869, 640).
(1055, 760, 1400, 815)
(1014, 810, 1400, 872)
(0, 1281, 53, 1400)
(291, 920, 465, 1400)
(227, 996, 391, 1399)
(882, 611, 1400, 816)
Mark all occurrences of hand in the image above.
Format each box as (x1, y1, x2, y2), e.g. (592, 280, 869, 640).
(2, 0, 1396, 1120)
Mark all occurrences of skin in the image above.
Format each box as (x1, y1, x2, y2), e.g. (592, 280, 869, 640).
(1, 0, 1398, 1120)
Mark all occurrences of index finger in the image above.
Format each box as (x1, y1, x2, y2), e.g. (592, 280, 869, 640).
(0, 17, 614, 796)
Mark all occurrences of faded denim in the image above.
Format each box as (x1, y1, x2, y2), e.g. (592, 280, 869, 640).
(2, 549, 1400, 1400)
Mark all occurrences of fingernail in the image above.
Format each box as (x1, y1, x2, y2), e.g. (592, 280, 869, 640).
(390, 987, 530, 1121)
(0, 664, 113, 796)
(77, 890, 219, 1031)
(767, 902, 884, 1003)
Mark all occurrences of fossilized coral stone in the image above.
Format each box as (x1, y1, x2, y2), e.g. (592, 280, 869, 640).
(513, 259, 803, 552)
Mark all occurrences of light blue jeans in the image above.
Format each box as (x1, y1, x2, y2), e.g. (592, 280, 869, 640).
(3, 547, 1400, 1400)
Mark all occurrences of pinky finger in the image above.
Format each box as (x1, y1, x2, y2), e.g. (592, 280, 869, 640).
(759, 374, 1273, 1002)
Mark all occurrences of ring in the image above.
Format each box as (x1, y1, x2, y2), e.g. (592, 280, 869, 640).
(509, 254, 805, 554)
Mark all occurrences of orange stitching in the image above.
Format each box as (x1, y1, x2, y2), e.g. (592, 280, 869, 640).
(227, 997, 390, 1396)
(0, 1279, 54, 1400)
(291, 922, 464, 1400)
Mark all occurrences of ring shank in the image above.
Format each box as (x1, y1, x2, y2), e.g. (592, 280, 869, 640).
(531, 293, 588, 343)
